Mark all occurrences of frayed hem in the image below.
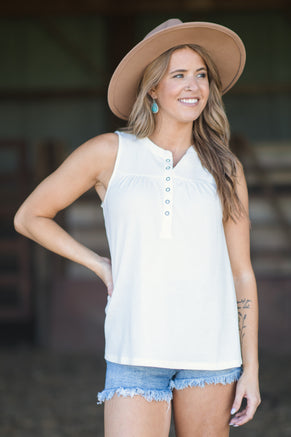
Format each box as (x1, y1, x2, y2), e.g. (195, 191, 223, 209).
(97, 387, 172, 405)
(170, 369, 242, 391)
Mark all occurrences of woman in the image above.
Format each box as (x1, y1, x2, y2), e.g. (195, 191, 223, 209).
(14, 19, 261, 436)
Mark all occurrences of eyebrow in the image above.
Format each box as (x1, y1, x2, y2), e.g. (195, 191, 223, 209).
(169, 67, 207, 74)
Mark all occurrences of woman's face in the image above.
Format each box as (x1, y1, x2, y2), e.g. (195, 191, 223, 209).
(151, 47, 210, 125)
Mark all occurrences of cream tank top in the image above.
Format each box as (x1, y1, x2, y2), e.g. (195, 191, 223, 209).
(101, 131, 242, 370)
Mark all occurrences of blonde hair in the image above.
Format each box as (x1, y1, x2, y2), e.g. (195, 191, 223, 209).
(125, 44, 244, 222)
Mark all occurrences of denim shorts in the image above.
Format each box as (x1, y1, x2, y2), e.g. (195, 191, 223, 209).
(97, 361, 242, 404)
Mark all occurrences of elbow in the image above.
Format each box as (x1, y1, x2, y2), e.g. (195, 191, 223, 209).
(233, 269, 256, 287)
(14, 207, 30, 237)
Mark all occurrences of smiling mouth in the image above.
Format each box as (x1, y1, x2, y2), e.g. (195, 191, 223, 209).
(178, 98, 199, 104)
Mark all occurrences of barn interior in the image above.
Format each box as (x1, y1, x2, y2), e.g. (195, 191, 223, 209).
(0, 1, 290, 436)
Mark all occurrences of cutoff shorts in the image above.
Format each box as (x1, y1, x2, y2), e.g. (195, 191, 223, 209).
(97, 360, 242, 404)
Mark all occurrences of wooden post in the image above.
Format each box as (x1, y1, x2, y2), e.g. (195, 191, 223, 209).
(105, 14, 136, 131)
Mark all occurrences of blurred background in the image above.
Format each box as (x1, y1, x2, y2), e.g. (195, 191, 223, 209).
(0, 0, 290, 436)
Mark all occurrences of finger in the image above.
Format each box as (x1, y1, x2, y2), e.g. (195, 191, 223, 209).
(230, 411, 245, 426)
(230, 387, 245, 417)
(230, 399, 258, 427)
(229, 396, 246, 425)
(232, 410, 245, 419)
(231, 408, 245, 418)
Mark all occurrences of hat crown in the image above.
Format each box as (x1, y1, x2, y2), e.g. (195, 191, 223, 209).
(144, 18, 183, 40)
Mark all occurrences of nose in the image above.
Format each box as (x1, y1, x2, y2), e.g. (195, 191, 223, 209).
(184, 77, 199, 91)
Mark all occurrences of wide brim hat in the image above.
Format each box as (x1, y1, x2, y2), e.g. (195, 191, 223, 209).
(108, 19, 246, 120)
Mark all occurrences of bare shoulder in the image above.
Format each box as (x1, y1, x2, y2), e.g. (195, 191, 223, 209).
(85, 132, 119, 184)
(14, 132, 120, 218)
(75, 133, 119, 201)
(58, 132, 119, 184)
(75, 132, 119, 164)
(85, 132, 119, 150)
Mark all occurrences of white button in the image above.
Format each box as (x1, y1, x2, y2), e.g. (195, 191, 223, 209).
(166, 158, 171, 162)
(165, 211, 170, 216)
(165, 199, 170, 204)
(165, 166, 171, 170)
(166, 177, 170, 181)
(165, 187, 170, 192)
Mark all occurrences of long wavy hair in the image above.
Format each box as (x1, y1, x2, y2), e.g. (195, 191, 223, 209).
(125, 44, 245, 222)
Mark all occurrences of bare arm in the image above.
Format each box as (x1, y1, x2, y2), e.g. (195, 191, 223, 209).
(14, 132, 118, 295)
(224, 163, 261, 427)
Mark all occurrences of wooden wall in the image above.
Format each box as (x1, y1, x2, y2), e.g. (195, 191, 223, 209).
(0, 6, 290, 352)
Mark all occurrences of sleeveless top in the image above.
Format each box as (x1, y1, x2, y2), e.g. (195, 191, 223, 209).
(101, 131, 242, 370)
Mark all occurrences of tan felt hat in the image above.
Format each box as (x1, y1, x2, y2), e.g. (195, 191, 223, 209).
(108, 19, 246, 120)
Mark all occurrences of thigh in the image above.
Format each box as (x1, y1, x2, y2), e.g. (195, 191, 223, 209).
(172, 382, 236, 437)
(104, 394, 171, 437)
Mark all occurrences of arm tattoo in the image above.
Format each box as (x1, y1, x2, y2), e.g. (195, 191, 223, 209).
(237, 298, 251, 344)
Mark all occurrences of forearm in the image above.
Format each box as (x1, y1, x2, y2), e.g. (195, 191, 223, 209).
(224, 166, 261, 425)
(234, 271, 259, 372)
(14, 213, 104, 276)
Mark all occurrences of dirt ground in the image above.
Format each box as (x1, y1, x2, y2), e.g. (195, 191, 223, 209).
(1, 348, 291, 437)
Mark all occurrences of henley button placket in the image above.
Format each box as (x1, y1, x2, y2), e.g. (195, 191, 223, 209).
(160, 154, 173, 238)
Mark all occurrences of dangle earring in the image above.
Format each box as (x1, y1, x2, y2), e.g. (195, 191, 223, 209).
(151, 99, 159, 114)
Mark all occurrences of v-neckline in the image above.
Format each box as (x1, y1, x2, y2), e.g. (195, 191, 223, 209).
(144, 137, 194, 170)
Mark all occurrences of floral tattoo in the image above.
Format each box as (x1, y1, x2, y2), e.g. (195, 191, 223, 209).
(237, 298, 251, 344)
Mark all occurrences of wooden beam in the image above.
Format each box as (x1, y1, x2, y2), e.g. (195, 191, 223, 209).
(0, 88, 106, 101)
(230, 134, 291, 247)
(230, 83, 291, 96)
(1, 82, 291, 101)
(39, 18, 106, 80)
(0, 0, 289, 17)
(105, 14, 135, 129)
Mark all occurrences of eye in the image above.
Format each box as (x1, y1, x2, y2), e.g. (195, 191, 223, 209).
(197, 72, 207, 79)
(173, 73, 184, 79)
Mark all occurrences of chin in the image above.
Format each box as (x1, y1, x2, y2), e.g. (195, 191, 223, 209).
(179, 109, 204, 122)
(179, 114, 201, 124)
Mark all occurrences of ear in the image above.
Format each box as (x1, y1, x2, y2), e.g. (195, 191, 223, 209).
(148, 88, 157, 99)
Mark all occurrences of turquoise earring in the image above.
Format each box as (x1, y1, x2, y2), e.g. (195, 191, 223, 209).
(151, 99, 159, 114)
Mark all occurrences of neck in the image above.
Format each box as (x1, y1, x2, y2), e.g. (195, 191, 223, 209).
(150, 119, 194, 152)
